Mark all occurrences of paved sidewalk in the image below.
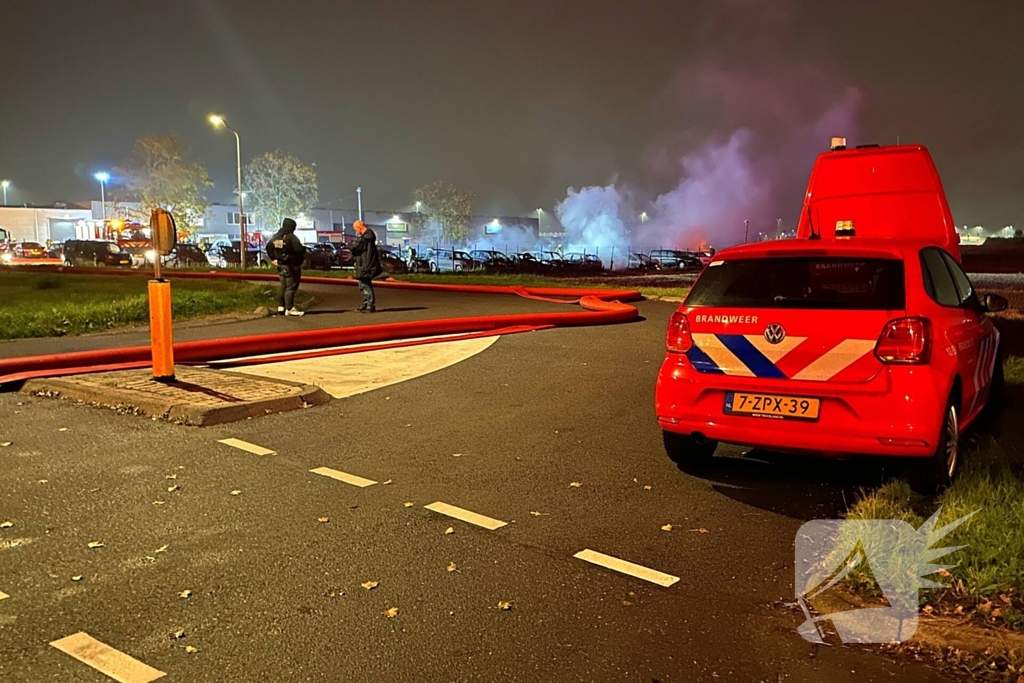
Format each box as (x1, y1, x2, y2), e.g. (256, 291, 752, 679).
(21, 367, 330, 425)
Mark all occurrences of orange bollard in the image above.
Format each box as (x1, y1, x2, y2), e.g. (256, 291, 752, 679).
(148, 280, 175, 381)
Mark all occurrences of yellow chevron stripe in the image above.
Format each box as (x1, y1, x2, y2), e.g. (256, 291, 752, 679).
(790, 339, 877, 381)
(742, 335, 808, 364)
(692, 333, 755, 377)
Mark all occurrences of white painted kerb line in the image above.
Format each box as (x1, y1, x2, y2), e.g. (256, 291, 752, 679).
(218, 438, 276, 456)
(310, 467, 377, 488)
(50, 632, 166, 683)
(424, 501, 507, 530)
(573, 549, 680, 587)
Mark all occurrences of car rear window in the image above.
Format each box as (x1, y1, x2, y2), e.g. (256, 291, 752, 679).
(687, 257, 905, 310)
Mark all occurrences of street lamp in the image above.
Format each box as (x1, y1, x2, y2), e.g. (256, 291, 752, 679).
(356, 187, 363, 222)
(415, 201, 421, 212)
(209, 114, 248, 268)
(1, 180, 9, 206)
(640, 212, 648, 224)
(94, 172, 110, 221)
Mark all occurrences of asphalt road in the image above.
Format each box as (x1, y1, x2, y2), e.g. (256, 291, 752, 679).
(0, 289, 950, 682)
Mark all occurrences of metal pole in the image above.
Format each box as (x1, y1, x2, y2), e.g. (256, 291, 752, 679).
(230, 127, 246, 269)
(100, 179, 106, 221)
(357, 187, 363, 222)
(744, 220, 749, 243)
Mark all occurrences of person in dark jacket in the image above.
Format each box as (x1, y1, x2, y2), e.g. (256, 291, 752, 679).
(266, 218, 307, 316)
(350, 220, 382, 312)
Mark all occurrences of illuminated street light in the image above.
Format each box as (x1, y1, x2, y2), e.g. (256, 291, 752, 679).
(640, 212, 648, 224)
(208, 114, 248, 268)
(356, 187, 363, 221)
(1, 180, 9, 206)
(415, 201, 422, 212)
(94, 172, 110, 221)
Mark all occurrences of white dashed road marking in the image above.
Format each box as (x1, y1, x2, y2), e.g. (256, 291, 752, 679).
(50, 632, 166, 683)
(310, 467, 377, 488)
(573, 549, 680, 587)
(0, 590, 8, 600)
(424, 501, 508, 530)
(218, 438, 276, 456)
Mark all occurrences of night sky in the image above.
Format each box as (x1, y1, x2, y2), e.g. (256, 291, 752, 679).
(1, 0, 1022, 231)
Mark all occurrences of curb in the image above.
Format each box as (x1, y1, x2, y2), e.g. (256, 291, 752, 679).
(20, 373, 332, 426)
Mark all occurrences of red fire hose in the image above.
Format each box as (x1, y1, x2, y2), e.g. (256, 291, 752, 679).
(0, 268, 642, 386)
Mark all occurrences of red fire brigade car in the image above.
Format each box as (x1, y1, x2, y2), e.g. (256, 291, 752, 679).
(655, 141, 1006, 493)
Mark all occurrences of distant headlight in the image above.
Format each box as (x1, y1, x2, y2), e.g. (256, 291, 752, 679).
(145, 250, 156, 262)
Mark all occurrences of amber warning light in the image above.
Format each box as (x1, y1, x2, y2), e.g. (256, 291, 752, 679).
(831, 137, 847, 151)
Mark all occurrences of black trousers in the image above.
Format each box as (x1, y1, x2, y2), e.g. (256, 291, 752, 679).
(277, 265, 302, 310)
(357, 277, 376, 310)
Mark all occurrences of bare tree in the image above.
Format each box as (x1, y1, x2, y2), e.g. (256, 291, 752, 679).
(115, 135, 212, 237)
(243, 150, 318, 230)
(412, 181, 474, 243)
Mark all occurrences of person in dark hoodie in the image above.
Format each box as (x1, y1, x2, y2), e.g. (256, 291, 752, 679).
(266, 218, 307, 316)
(349, 219, 383, 312)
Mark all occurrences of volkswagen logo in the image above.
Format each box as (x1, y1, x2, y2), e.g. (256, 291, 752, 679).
(764, 323, 786, 345)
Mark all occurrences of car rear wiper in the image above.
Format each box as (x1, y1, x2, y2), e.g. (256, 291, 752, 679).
(772, 295, 851, 308)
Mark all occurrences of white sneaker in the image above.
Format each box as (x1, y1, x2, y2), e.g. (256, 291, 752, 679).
(277, 306, 285, 314)
(285, 308, 305, 316)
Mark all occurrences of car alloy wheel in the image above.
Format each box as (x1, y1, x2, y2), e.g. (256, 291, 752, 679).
(944, 403, 959, 479)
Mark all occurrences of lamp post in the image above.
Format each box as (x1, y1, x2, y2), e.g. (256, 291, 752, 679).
(744, 219, 750, 243)
(357, 187, 363, 222)
(94, 172, 109, 221)
(209, 114, 247, 269)
(1, 180, 9, 206)
(640, 212, 648, 224)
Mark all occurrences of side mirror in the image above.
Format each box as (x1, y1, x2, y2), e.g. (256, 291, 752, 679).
(983, 293, 1008, 313)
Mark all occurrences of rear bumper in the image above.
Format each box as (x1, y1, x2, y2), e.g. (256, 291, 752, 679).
(655, 354, 946, 458)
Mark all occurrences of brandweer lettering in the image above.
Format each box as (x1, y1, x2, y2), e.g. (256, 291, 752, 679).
(693, 314, 759, 324)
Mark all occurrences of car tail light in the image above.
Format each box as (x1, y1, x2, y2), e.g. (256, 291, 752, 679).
(875, 317, 931, 364)
(666, 311, 692, 353)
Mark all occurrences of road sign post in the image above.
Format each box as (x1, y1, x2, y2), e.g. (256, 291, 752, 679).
(149, 209, 177, 381)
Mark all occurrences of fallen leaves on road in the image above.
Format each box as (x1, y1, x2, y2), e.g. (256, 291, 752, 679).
(153, 500, 165, 506)
(382, 479, 393, 485)
(155, 545, 169, 554)
(170, 629, 186, 640)
(444, 527, 455, 535)
(643, 485, 652, 491)
(165, 474, 177, 480)
(403, 502, 414, 508)
(167, 485, 180, 493)
(0, 442, 11, 447)
(230, 490, 241, 496)
(38, 480, 48, 484)
(447, 562, 458, 572)
(661, 524, 673, 532)
(361, 581, 379, 590)
(317, 517, 330, 523)
(529, 511, 549, 517)
(622, 600, 633, 606)
(690, 527, 710, 534)
(178, 590, 192, 599)
(384, 607, 398, 618)
(497, 601, 512, 611)
(71, 576, 83, 582)
(58, 428, 68, 432)
(87, 541, 104, 549)
(184, 645, 198, 654)
(0, 521, 12, 529)
(569, 482, 582, 488)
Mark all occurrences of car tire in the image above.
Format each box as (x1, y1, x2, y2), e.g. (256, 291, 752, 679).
(907, 397, 959, 495)
(430, 262, 438, 273)
(662, 430, 717, 466)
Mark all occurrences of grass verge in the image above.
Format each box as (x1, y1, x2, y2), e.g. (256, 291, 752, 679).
(844, 357, 1024, 631)
(387, 272, 690, 300)
(0, 271, 285, 339)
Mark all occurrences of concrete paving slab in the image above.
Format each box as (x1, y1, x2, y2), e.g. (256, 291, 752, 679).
(20, 367, 330, 426)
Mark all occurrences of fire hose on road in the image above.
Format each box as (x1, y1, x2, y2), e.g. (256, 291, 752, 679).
(0, 267, 643, 386)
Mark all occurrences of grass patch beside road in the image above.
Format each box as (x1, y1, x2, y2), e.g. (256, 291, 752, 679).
(0, 271, 281, 339)
(845, 357, 1024, 630)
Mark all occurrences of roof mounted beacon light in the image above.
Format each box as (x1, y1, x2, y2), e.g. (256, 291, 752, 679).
(830, 136, 847, 151)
